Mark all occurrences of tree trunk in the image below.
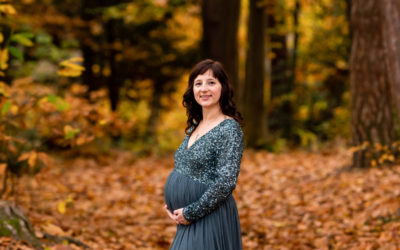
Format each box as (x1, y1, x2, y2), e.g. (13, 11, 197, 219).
(105, 19, 123, 112)
(291, 0, 300, 88)
(145, 80, 163, 141)
(202, 0, 240, 94)
(243, 0, 266, 148)
(266, 0, 294, 139)
(380, 1, 400, 121)
(0, 201, 43, 249)
(268, 0, 290, 98)
(0, 201, 89, 249)
(81, 0, 98, 94)
(350, 0, 396, 168)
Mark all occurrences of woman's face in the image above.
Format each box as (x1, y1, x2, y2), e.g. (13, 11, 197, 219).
(193, 69, 222, 109)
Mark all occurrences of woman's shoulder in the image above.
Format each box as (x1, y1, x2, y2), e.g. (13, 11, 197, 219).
(218, 118, 243, 136)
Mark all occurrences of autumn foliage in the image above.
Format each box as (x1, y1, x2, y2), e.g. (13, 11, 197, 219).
(2, 147, 398, 249)
(1, 0, 400, 249)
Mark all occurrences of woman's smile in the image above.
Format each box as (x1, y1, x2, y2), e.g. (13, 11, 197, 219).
(200, 95, 211, 100)
(193, 69, 222, 108)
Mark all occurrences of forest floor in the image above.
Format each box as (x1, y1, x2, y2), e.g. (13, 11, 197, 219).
(2, 143, 400, 249)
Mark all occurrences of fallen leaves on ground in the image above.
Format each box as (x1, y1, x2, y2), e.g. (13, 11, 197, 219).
(7, 146, 400, 249)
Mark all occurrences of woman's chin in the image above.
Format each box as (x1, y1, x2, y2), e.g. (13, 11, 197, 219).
(199, 102, 219, 109)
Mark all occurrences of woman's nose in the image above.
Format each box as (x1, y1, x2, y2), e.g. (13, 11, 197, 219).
(200, 83, 208, 91)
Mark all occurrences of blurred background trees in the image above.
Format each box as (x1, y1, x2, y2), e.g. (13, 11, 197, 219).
(2, 0, 400, 248)
(1, 0, 399, 169)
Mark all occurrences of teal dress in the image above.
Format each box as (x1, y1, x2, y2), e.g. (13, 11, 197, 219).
(164, 118, 244, 250)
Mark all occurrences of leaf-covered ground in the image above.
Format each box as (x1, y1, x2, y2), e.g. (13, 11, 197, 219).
(5, 145, 400, 249)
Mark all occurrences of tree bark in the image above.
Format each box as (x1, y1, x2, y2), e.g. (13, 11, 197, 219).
(105, 19, 123, 112)
(350, 0, 395, 168)
(0, 201, 89, 249)
(145, 80, 164, 140)
(202, 0, 240, 94)
(266, 0, 294, 139)
(380, 1, 400, 121)
(244, 0, 266, 148)
(80, 0, 98, 94)
(0, 201, 43, 249)
(291, 0, 300, 88)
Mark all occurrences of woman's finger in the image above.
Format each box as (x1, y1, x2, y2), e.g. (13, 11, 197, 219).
(165, 206, 180, 224)
(164, 205, 177, 221)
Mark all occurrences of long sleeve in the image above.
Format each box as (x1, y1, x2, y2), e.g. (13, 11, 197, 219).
(182, 124, 244, 222)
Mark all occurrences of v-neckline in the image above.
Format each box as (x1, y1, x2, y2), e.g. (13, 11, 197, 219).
(185, 118, 231, 150)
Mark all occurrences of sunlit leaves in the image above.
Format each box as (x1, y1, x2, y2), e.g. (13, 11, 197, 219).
(10, 33, 34, 47)
(349, 140, 399, 167)
(63, 125, 80, 140)
(46, 94, 70, 112)
(1, 100, 11, 115)
(57, 195, 73, 214)
(0, 48, 9, 70)
(0, 4, 16, 15)
(15, 150, 50, 175)
(57, 57, 85, 77)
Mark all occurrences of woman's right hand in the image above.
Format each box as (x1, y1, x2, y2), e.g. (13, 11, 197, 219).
(164, 204, 178, 224)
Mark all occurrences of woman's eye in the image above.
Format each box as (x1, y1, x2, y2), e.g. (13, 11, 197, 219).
(208, 81, 215, 85)
(195, 82, 201, 86)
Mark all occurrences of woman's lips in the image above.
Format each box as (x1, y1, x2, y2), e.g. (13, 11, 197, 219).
(200, 95, 211, 99)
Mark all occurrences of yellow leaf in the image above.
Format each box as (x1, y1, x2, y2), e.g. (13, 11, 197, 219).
(10, 104, 18, 115)
(64, 125, 72, 134)
(99, 119, 108, 125)
(0, 33, 3, 43)
(69, 57, 84, 62)
(0, 5, 16, 15)
(0, 81, 10, 96)
(57, 201, 66, 214)
(57, 68, 82, 77)
(0, 49, 9, 70)
(60, 61, 85, 71)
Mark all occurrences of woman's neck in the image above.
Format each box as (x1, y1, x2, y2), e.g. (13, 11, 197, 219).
(201, 106, 224, 123)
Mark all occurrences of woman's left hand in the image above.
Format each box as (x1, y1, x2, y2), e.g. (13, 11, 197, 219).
(173, 208, 190, 225)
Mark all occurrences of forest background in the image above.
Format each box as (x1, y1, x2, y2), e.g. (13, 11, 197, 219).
(1, 0, 400, 249)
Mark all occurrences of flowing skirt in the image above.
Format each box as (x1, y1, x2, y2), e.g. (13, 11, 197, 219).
(164, 170, 242, 250)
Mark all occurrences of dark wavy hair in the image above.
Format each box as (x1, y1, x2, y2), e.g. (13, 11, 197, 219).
(183, 59, 243, 134)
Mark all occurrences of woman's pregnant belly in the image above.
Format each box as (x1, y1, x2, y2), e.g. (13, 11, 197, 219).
(164, 170, 207, 212)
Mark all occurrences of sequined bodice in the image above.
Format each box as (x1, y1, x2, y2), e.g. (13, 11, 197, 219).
(172, 118, 244, 222)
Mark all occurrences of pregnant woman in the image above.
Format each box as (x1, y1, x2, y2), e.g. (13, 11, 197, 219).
(164, 59, 244, 250)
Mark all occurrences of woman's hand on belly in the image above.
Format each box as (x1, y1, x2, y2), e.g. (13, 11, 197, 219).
(173, 208, 190, 225)
(164, 204, 179, 224)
